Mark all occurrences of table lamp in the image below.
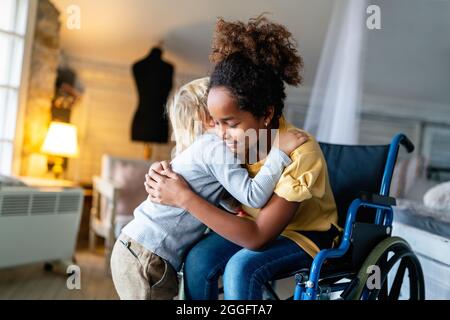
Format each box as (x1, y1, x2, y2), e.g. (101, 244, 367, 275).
(41, 122, 79, 179)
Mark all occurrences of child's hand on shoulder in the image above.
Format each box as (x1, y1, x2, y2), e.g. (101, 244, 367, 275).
(274, 129, 309, 155)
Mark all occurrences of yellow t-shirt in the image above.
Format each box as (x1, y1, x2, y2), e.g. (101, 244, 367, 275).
(242, 117, 339, 258)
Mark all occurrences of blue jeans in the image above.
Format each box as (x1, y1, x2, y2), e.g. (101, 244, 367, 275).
(183, 232, 313, 300)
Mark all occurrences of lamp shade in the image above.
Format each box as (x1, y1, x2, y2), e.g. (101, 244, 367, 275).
(41, 122, 79, 158)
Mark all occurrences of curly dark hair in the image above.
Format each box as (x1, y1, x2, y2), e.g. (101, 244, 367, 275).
(209, 15, 304, 122)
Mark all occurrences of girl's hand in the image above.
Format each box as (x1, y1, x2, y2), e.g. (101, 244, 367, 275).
(145, 161, 171, 200)
(148, 161, 162, 174)
(274, 129, 308, 155)
(147, 160, 170, 175)
(144, 163, 192, 208)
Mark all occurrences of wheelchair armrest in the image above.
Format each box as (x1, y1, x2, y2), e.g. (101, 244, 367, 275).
(358, 191, 396, 206)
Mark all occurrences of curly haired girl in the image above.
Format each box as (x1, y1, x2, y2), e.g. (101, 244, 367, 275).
(146, 16, 340, 300)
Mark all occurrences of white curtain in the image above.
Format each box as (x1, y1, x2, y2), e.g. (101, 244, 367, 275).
(304, 0, 367, 144)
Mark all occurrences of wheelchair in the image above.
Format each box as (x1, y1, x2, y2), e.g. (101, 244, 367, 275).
(263, 133, 425, 300)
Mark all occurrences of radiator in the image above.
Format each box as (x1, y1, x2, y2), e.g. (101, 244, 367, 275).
(0, 186, 84, 269)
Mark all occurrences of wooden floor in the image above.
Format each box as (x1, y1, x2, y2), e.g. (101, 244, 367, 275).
(0, 248, 118, 300)
(0, 247, 296, 300)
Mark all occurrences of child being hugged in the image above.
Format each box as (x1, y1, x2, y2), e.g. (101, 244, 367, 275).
(110, 77, 307, 300)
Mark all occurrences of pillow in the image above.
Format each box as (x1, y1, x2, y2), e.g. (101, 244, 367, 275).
(423, 181, 450, 211)
(112, 161, 150, 217)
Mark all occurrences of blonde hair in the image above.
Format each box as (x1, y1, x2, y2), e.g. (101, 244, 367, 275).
(167, 77, 210, 155)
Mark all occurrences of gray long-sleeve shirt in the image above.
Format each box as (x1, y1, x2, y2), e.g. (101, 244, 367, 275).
(122, 133, 292, 271)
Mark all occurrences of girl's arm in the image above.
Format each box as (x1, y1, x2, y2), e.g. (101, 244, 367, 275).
(146, 168, 300, 250)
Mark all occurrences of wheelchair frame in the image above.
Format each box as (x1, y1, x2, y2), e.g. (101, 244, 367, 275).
(290, 133, 423, 300)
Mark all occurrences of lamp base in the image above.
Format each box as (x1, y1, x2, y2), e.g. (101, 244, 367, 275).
(144, 143, 153, 160)
(47, 156, 65, 179)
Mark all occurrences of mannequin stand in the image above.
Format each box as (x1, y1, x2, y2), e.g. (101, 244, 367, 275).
(144, 143, 153, 160)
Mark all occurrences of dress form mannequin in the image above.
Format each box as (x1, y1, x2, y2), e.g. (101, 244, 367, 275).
(131, 46, 174, 159)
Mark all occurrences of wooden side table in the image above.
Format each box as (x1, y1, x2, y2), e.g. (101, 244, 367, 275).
(77, 182, 93, 249)
(18, 176, 77, 188)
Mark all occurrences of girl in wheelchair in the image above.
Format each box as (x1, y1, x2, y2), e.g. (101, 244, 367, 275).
(110, 77, 308, 299)
(146, 16, 341, 300)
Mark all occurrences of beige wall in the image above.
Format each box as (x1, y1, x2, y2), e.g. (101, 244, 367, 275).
(66, 55, 197, 184)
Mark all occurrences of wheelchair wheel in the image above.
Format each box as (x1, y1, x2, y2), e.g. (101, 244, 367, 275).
(349, 237, 425, 300)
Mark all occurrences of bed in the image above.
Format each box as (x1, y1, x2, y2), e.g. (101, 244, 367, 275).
(392, 199, 450, 299)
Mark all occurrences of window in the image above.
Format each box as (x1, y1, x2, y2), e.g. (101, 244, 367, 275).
(0, 0, 29, 174)
(422, 125, 450, 181)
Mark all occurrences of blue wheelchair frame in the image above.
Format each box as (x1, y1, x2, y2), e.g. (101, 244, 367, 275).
(294, 133, 415, 300)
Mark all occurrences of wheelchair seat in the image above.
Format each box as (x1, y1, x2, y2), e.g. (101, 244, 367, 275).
(265, 135, 424, 300)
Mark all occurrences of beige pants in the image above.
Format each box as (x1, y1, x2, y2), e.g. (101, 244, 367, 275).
(110, 233, 179, 300)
